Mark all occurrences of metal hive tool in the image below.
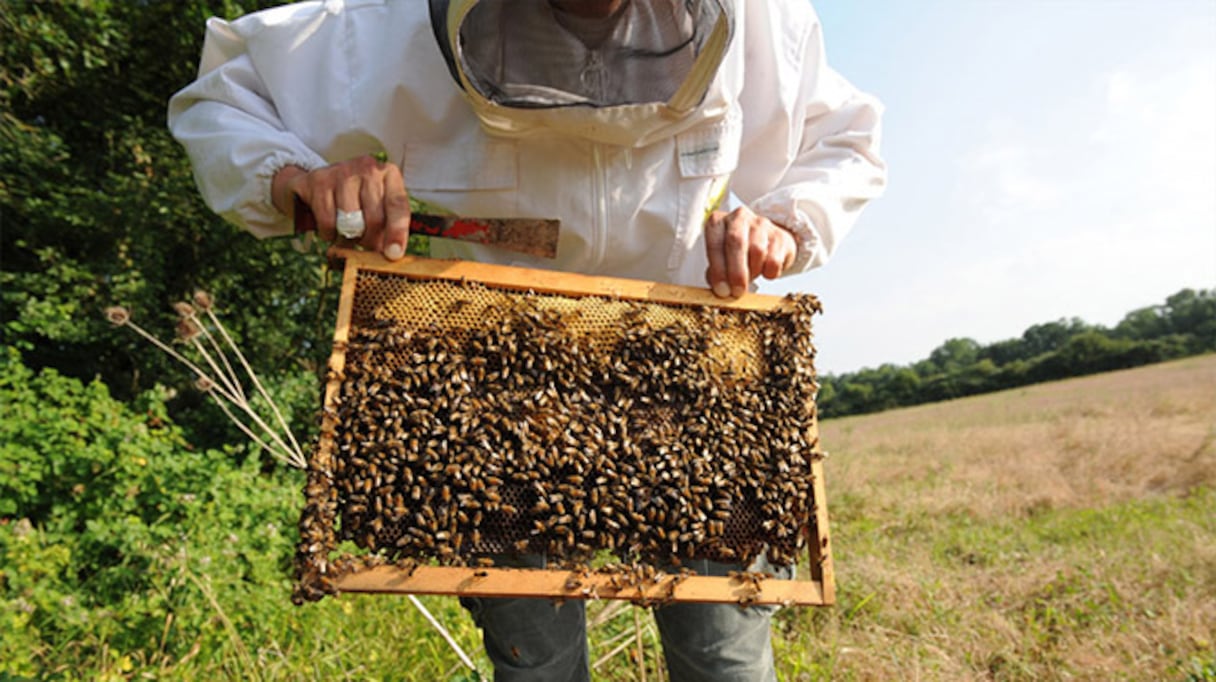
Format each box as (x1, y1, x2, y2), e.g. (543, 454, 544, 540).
(294, 248, 834, 607)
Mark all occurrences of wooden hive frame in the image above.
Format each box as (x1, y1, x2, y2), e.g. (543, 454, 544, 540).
(297, 247, 833, 607)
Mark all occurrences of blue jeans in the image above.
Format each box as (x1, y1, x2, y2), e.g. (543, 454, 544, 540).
(460, 555, 792, 681)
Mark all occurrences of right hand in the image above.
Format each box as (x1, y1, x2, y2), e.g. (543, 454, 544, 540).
(272, 155, 411, 260)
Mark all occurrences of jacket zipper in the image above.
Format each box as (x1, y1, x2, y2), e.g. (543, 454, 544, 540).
(591, 143, 608, 268)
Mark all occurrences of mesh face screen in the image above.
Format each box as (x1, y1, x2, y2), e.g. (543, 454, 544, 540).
(296, 266, 823, 603)
(457, 0, 724, 107)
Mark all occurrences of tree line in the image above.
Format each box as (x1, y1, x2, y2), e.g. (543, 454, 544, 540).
(817, 288, 1216, 417)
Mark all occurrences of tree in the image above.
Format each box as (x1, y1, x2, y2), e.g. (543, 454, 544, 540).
(882, 365, 921, 406)
(979, 337, 1028, 366)
(1020, 317, 1092, 358)
(1, 1, 330, 449)
(1114, 305, 1166, 342)
(928, 337, 980, 373)
(1162, 289, 1216, 351)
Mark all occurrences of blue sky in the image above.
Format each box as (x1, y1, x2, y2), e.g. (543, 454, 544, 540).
(760, 0, 1216, 375)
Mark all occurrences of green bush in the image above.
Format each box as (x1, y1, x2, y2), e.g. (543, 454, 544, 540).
(1, 0, 334, 456)
(0, 348, 303, 677)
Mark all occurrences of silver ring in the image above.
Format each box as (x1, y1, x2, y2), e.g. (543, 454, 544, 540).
(335, 209, 366, 239)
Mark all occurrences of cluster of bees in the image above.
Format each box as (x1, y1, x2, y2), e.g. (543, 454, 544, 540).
(294, 280, 822, 603)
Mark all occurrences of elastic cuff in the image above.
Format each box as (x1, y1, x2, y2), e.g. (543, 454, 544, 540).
(243, 151, 326, 238)
(751, 199, 819, 274)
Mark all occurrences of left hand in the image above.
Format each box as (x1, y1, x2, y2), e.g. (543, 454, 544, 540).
(704, 206, 797, 298)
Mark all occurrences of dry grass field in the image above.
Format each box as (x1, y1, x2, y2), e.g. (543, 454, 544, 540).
(770, 353, 1216, 681)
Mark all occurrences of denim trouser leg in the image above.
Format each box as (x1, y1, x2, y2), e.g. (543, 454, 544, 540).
(654, 554, 791, 682)
(460, 594, 590, 682)
(653, 601, 779, 682)
(460, 553, 789, 682)
(460, 553, 591, 682)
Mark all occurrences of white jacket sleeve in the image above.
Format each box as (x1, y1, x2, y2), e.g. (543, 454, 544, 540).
(167, 14, 328, 238)
(733, 1, 887, 275)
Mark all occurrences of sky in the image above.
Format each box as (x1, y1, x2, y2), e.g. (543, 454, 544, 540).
(759, 0, 1216, 375)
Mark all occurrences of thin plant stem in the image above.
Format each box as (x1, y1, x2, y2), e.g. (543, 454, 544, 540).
(649, 610, 667, 682)
(208, 379, 305, 469)
(156, 611, 174, 670)
(184, 570, 259, 681)
(635, 606, 648, 682)
(192, 318, 246, 402)
(208, 390, 302, 468)
(204, 322, 247, 402)
(189, 336, 243, 405)
(593, 623, 648, 671)
(121, 315, 303, 467)
(407, 595, 483, 680)
(204, 308, 305, 462)
(588, 600, 631, 629)
(124, 322, 240, 405)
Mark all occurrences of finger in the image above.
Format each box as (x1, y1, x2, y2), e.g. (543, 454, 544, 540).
(380, 164, 411, 260)
(703, 212, 730, 298)
(308, 178, 338, 242)
(723, 212, 750, 297)
(359, 174, 385, 250)
(336, 166, 361, 214)
(762, 239, 785, 280)
(747, 222, 769, 284)
(330, 166, 367, 246)
(761, 226, 794, 280)
(277, 166, 310, 220)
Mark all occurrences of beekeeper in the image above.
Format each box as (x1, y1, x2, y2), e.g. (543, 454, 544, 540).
(169, 0, 884, 679)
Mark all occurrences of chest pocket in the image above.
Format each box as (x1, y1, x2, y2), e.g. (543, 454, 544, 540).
(670, 107, 742, 273)
(401, 139, 519, 215)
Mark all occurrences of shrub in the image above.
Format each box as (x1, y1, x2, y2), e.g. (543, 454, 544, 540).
(0, 347, 303, 676)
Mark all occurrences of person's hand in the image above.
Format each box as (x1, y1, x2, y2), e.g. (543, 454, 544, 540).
(272, 155, 411, 260)
(704, 206, 797, 298)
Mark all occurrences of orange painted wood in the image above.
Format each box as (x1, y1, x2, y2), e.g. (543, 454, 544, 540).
(311, 262, 361, 469)
(334, 565, 827, 606)
(809, 456, 835, 603)
(327, 247, 792, 312)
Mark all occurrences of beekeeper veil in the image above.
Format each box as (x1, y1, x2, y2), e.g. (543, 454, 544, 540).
(429, 0, 735, 146)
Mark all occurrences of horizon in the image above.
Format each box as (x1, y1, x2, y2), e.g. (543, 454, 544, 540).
(813, 283, 1210, 377)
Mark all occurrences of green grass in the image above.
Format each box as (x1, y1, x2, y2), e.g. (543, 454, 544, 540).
(785, 489, 1215, 681)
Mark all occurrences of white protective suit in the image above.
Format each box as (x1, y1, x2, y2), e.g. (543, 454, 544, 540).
(168, 0, 886, 288)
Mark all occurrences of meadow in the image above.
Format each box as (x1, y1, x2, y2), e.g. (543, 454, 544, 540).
(779, 352, 1216, 681)
(3, 355, 1213, 680)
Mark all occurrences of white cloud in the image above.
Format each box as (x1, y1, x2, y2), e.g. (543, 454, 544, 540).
(954, 120, 1066, 222)
(953, 47, 1215, 271)
(1089, 60, 1216, 213)
(1100, 70, 1134, 108)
